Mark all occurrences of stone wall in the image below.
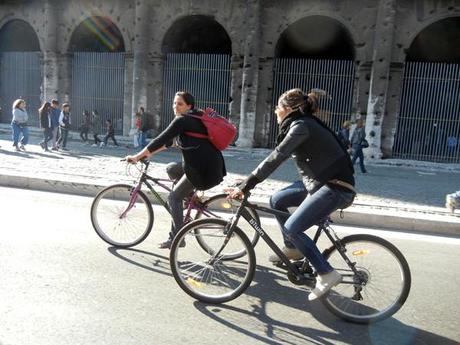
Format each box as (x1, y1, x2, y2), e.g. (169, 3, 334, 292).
(0, 0, 459, 158)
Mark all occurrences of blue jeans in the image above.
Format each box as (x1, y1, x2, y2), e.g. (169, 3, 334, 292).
(351, 145, 367, 173)
(273, 182, 355, 274)
(11, 122, 29, 147)
(137, 131, 147, 148)
(270, 180, 308, 248)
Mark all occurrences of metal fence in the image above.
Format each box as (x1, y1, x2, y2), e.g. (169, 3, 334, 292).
(71, 52, 125, 135)
(393, 62, 460, 163)
(161, 53, 231, 130)
(0, 52, 42, 127)
(270, 58, 355, 147)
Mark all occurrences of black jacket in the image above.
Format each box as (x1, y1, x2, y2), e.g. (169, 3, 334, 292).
(146, 111, 226, 190)
(39, 110, 51, 129)
(244, 111, 354, 194)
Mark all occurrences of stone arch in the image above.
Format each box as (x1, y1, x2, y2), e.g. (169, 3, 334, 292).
(406, 16, 460, 62)
(275, 15, 355, 59)
(68, 16, 125, 52)
(0, 19, 40, 51)
(161, 15, 231, 54)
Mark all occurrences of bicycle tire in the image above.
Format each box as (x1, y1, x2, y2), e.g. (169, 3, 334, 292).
(170, 218, 256, 304)
(321, 234, 411, 324)
(91, 184, 154, 248)
(195, 193, 260, 260)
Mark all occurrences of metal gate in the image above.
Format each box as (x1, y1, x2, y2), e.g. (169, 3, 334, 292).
(393, 62, 460, 163)
(161, 53, 231, 130)
(71, 52, 125, 134)
(270, 58, 355, 147)
(0, 52, 42, 126)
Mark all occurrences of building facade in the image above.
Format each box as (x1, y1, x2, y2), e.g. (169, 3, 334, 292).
(0, 0, 459, 162)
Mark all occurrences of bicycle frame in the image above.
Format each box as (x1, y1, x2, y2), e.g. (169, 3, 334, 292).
(219, 192, 362, 286)
(125, 160, 221, 222)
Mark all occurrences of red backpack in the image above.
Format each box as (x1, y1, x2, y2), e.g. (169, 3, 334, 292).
(184, 108, 237, 150)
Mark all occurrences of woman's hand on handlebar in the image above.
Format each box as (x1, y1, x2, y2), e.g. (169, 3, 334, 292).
(224, 187, 244, 200)
(123, 155, 139, 164)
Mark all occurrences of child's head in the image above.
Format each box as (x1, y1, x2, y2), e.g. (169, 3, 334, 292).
(106, 119, 112, 125)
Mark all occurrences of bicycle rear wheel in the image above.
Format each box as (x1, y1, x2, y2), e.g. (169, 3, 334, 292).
(91, 184, 154, 248)
(322, 234, 411, 324)
(195, 193, 260, 260)
(170, 218, 256, 304)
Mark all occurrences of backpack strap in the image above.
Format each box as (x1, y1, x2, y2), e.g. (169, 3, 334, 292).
(184, 131, 208, 139)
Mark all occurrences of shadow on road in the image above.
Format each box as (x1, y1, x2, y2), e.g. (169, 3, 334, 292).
(107, 246, 172, 277)
(191, 264, 457, 344)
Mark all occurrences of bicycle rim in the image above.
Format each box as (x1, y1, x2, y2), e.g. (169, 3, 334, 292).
(170, 218, 256, 303)
(322, 234, 411, 323)
(196, 194, 260, 260)
(91, 184, 153, 248)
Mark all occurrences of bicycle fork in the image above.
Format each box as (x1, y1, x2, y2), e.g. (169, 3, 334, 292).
(119, 183, 142, 219)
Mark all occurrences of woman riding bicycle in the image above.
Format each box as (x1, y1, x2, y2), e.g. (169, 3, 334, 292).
(125, 91, 227, 249)
(229, 88, 356, 301)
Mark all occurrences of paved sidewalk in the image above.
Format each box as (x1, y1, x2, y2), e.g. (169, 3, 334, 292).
(0, 124, 459, 235)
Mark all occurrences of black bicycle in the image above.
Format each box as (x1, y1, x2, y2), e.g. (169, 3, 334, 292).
(90, 159, 260, 251)
(169, 192, 411, 324)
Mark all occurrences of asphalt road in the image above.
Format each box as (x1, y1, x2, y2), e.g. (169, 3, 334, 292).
(1, 187, 459, 345)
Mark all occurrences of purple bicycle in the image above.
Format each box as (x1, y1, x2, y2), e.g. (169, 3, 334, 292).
(90, 159, 260, 253)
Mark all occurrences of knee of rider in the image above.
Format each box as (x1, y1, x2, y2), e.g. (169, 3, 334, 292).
(166, 162, 183, 181)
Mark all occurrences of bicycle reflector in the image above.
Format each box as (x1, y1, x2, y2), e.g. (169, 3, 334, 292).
(220, 201, 232, 209)
(352, 249, 370, 256)
(187, 277, 202, 288)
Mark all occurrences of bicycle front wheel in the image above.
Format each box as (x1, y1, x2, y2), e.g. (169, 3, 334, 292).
(322, 234, 411, 324)
(195, 193, 261, 260)
(170, 218, 256, 304)
(91, 184, 154, 248)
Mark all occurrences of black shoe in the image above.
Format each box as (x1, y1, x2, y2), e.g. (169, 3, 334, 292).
(158, 239, 186, 249)
(39, 142, 45, 149)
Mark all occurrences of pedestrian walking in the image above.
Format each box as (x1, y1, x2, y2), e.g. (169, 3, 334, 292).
(350, 118, 368, 173)
(337, 120, 351, 151)
(11, 99, 29, 151)
(50, 99, 61, 151)
(446, 190, 460, 213)
(124, 91, 227, 249)
(79, 110, 91, 143)
(57, 103, 71, 151)
(138, 106, 149, 147)
(101, 119, 118, 147)
(38, 101, 53, 151)
(228, 88, 355, 301)
(91, 110, 102, 147)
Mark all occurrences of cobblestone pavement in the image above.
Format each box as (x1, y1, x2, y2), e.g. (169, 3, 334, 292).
(1, 126, 459, 232)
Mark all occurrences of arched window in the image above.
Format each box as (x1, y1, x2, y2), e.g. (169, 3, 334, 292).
(275, 16, 354, 59)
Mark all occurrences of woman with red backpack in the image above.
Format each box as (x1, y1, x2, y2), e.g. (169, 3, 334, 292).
(124, 91, 227, 248)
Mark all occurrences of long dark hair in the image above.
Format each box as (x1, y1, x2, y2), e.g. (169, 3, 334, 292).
(175, 91, 195, 108)
(38, 101, 51, 115)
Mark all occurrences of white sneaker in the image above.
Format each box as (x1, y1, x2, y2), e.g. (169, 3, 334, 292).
(308, 269, 342, 301)
(99, 142, 105, 148)
(268, 246, 304, 263)
(91, 143, 98, 147)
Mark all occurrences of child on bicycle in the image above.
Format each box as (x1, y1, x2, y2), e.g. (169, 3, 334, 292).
(229, 88, 356, 301)
(124, 91, 227, 249)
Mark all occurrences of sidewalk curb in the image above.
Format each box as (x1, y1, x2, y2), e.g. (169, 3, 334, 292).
(1, 173, 459, 237)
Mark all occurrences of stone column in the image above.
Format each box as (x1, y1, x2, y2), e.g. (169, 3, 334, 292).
(235, 0, 261, 148)
(131, 1, 151, 117)
(123, 53, 134, 136)
(42, 0, 59, 102)
(229, 54, 243, 129)
(148, 54, 164, 136)
(364, 0, 396, 159)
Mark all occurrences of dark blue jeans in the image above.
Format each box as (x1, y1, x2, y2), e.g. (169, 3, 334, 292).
(270, 181, 355, 274)
(351, 145, 367, 173)
(270, 180, 308, 248)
